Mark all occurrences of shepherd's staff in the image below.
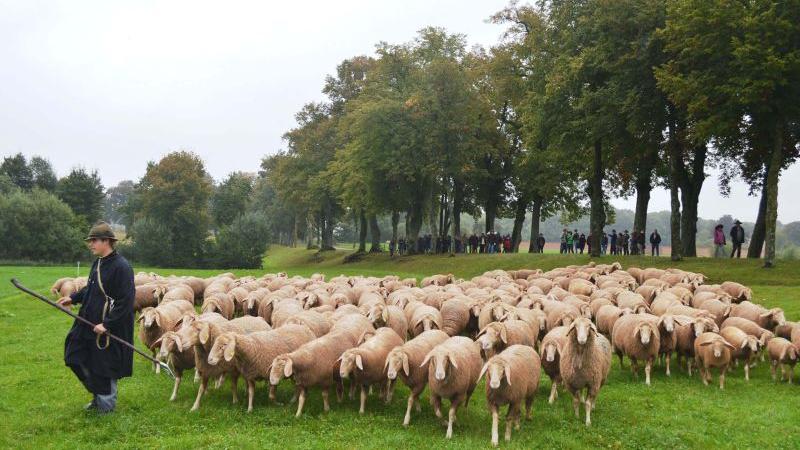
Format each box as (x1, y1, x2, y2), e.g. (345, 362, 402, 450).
(10, 278, 175, 379)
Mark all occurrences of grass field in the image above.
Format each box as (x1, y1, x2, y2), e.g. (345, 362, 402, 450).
(1, 246, 799, 449)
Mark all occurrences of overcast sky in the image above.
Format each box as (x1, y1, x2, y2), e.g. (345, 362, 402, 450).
(1, 0, 798, 223)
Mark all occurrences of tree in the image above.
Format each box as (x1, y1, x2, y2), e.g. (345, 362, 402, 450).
(29, 157, 58, 191)
(131, 151, 213, 267)
(0, 153, 34, 190)
(211, 172, 255, 228)
(56, 168, 105, 224)
(104, 180, 135, 224)
(214, 211, 270, 268)
(657, 0, 800, 266)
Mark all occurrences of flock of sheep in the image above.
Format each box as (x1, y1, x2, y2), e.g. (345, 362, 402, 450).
(52, 263, 799, 446)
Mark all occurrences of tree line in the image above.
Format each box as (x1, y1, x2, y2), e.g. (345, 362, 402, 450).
(259, 0, 799, 267)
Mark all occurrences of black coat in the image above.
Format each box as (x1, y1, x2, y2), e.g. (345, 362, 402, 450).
(64, 251, 135, 379)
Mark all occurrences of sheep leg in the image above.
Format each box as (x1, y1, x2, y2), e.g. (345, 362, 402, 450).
(432, 395, 442, 418)
(665, 352, 671, 376)
(359, 385, 367, 414)
(789, 365, 795, 384)
(403, 394, 416, 427)
(490, 404, 500, 447)
(687, 358, 693, 377)
(170, 375, 182, 402)
(153, 350, 160, 373)
(446, 397, 462, 439)
(230, 374, 239, 404)
(193, 370, 200, 383)
(548, 381, 558, 404)
(616, 351, 625, 370)
(290, 386, 299, 404)
(770, 361, 777, 381)
(744, 361, 750, 381)
(584, 396, 594, 427)
(335, 379, 344, 402)
(631, 358, 639, 379)
(719, 367, 726, 390)
(322, 389, 330, 412)
(385, 379, 395, 403)
(247, 380, 255, 413)
(294, 388, 306, 417)
(645, 360, 652, 386)
(190, 377, 208, 412)
(505, 403, 518, 442)
(349, 380, 356, 400)
(571, 392, 581, 419)
(524, 395, 534, 420)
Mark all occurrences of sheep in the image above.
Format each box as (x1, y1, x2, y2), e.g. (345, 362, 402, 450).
(568, 278, 595, 297)
(330, 313, 375, 344)
(775, 321, 800, 339)
(539, 326, 568, 404)
(409, 304, 443, 337)
(134, 284, 160, 311)
(693, 332, 736, 389)
(545, 304, 579, 331)
(675, 315, 719, 376)
(650, 292, 685, 316)
(201, 293, 235, 319)
(159, 284, 195, 305)
(766, 337, 798, 383)
(155, 329, 196, 401)
(480, 345, 541, 447)
(284, 310, 332, 337)
(720, 281, 753, 302)
(729, 301, 785, 331)
(439, 298, 476, 336)
(589, 297, 614, 318)
(514, 307, 547, 342)
(478, 302, 518, 331)
(422, 336, 482, 439)
(720, 317, 776, 347)
(695, 298, 732, 327)
(421, 273, 454, 287)
(137, 299, 194, 372)
(270, 299, 305, 328)
(611, 314, 661, 385)
(638, 313, 686, 376)
(595, 305, 632, 337)
(207, 324, 316, 412)
(476, 320, 536, 360)
(338, 328, 404, 414)
(719, 326, 761, 380)
(188, 315, 271, 411)
(269, 330, 360, 417)
(615, 292, 650, 314)
(385, 329, 450, 426)
(367, 303, 408, 341)
(559, 317, 612, 426)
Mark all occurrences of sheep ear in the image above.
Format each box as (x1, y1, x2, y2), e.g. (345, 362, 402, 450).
(199, 324, 210, 345)
(381, 307, 389, 322)
(634, 326, 641, 338)
(447, 353, 458, 370)
(174, 334, 183, 351)
(420, 352, 432, 368)
(500, 326, 508, 344)
(759, 311, 773, 318)
(478, 362, 489, 382)
(476, 326, 487, 337)
(504, 365, 512, 386)
(283, 359, 293, 377)
(223, 338, 236, 362)
(136, 314, 145, 323)
(154, 313, 162, 328)
(402, 353, 410, 377)
(153, 337, 163, 348)
(699, 341, 712, 347)
(566, 321, 577, 335)
(721, 339, 735, 350)
(355, 354, 364, 371)
(589, 322, 598, 334)
(174, 317, 184, 328)
(780, 347, 787, 361)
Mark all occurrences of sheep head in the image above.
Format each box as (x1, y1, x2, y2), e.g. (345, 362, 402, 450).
(421, 349, 457, 381)
(338, 350, 363, 379)
(700, 337, 735, 358)
(742, 335, 760, 353)
(541, 340, 562, 363)
(760, 308, 786, 327)
(781, 345, 798, 362)
(269, 355, 292, 385)
(477, 323, 507, 352)
(568, 318, 598, 345)
(634, 322, 657, 345)
(156, 331, 184, 359)
(208, 333, 236, 365)
(385, 348, 409, 380)
(479, 359, 511, 390)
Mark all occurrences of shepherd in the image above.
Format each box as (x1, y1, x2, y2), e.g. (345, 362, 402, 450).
(56, 222, 135, 414)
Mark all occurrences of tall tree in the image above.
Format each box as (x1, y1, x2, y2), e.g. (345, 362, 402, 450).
(211, 172, 255, 228)
(56, 168, 105, 224)
(0, 153, 34, 190)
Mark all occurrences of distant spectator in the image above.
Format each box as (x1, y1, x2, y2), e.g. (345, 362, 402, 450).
(536, 233, 545, 253)
(560, 229, 568, 254)
(730, 220, 745, 258)
(566, 230, 574, 254)
(713, 224, 726, 258)
(601, 232, 609, 255)
(573, 229, 579, 253)
(578, 233, 586, 254)
(649, 229, 662, 256)
(621, 230, 630, 256)
(389, 238, 396, 257)
(610, 229, 618, 255)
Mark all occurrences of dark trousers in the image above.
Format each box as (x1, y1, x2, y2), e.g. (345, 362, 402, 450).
(652, 244, 659, 256)
(731, 243, 742, 258)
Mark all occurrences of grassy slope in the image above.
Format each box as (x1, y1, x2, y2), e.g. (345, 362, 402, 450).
(1, 247, 798, 449)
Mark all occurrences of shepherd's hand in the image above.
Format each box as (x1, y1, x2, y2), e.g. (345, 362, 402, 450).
(93, 323, 107, 335)
(57, 297, 72, 310)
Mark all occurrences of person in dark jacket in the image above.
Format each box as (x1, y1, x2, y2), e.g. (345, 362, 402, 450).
(57, 222, 134, 414)
(578, 233, 586, 254)
(610, 230, 618, 255)
(730, 220, 746, 258)
(536, 233, 546, 253)
(649, 229, 662, 256)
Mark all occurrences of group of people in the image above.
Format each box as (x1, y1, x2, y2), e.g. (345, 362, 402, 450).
(713, 220, 747, 258)
(390, 231, 516, 256)
(558, 228, 663, 256)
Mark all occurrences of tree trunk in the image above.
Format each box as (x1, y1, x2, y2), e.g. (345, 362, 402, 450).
(588, 140, 605, 257)
(679, 146, 706, 257)
(484, 197, 497, 233)
(391, 210, 399, 243)
(633, 149, 657, 236)
(528, 197, 542, 253)
(406, 199, 424, 254)
(291, 213, 299, 248)
(358, 210, 367, 253)
(306, 213, 314, 250)
(748, 170, 769, 258)
(763, 123, 783, 268)
(320, 200, 335, 251)
(369, 214, 381, 252)
(452, 181, 464, 255)
(668, 145, 683, 261)
(511, 196, 528, 252)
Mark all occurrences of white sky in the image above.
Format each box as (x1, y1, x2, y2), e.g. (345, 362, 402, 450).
(1, 0, 798, 222)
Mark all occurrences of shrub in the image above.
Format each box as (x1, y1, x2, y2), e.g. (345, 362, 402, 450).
(0, 189, 85, 262)
(214, 211, 271, 268)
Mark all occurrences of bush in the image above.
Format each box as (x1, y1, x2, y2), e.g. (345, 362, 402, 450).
(214, 211, 271, 268)
(0, 189, 85, 262)
(127, 218, 181, 267)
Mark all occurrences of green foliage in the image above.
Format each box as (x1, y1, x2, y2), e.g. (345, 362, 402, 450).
(0, 189, 84, 262)
(130, 151, 213, 267)
(213, 211, 271, 268)
(103, 180, 135, 224)
(56, 168, 105, 225)
(211, 172, 254, 228)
